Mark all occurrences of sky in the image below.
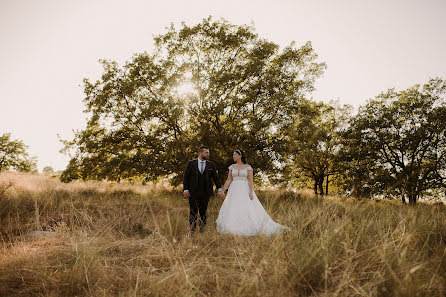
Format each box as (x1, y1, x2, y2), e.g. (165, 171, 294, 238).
(1, 0, 445, 172)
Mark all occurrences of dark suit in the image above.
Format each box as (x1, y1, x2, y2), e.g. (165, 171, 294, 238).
(183, 159, 221, 232)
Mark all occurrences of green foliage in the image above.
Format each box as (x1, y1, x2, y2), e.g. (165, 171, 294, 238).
(342, 78, 446, 203)
(61, 17, 325, 184)
(0, 133, 37, 173)
(58, 17, 445, 203)
(283, 99, 352, 194)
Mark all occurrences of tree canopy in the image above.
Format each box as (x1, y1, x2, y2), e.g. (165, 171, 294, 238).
(0, 133, 37, 173)
(341, 78, 446, 203)
(284, 99, 352, 195)
(59, 17, 446, 204)
(61, 17, 326, 184)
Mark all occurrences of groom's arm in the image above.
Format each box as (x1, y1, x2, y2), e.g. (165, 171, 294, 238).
(210, 163, 222, 191)
(183, 161, 192, 192)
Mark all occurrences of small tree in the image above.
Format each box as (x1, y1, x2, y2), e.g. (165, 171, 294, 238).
(284, 100, 352, 195)
(42, 166, 55, 175)
(0, 133, 37, 173)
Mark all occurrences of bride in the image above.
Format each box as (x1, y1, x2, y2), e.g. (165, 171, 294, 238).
(216, 150, 291, 236)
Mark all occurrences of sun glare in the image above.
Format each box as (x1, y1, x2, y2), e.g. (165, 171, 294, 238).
(176, 82, 197, 96)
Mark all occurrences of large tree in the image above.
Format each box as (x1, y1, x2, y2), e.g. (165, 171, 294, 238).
(61, 17, 326, 184)
(0, 133, 37, 173)
(342, 78, 446, 203)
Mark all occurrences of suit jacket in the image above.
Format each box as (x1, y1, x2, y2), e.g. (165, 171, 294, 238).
(183, 159, 221, 196)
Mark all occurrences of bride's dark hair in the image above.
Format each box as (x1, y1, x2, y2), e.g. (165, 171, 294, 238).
(234, 149, 247, 164)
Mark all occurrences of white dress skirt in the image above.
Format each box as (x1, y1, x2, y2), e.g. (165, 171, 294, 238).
(216, 164, 291, 236)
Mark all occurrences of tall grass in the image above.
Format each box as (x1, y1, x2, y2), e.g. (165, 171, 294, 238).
(0, 172, 445, 296)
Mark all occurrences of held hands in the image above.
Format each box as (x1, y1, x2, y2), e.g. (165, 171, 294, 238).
(217, 190, 225, 198)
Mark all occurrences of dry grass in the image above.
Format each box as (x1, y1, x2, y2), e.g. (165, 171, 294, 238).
(0, 172, 445, 297)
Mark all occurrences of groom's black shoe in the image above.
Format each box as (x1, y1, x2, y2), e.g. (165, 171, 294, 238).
(198, 217, 206, 233)
(189, 226, 197, 234)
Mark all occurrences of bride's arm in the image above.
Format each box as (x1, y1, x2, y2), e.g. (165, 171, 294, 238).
(222, 169, 233, 192)
(247, 167, 254, 199)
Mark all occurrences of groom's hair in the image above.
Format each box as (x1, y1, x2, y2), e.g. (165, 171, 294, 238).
(198, 145, 209, 152)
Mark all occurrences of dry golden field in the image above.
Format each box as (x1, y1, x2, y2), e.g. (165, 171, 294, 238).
(0, 172, 445, 297)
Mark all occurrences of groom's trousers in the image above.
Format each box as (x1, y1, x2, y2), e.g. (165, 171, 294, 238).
(188, 192, 210, 232)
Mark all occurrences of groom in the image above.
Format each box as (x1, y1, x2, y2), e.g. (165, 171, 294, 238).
(183, 145, 224, 233)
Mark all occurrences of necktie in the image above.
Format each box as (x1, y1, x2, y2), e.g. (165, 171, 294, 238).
(200, 161, 204, 173)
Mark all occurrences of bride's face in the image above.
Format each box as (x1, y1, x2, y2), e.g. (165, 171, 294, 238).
(233, 151, 241, 162)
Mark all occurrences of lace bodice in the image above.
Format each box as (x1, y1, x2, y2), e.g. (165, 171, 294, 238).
(229, 164, 253, 181)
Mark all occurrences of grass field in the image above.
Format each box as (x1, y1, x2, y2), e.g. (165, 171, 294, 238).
(0, 172, 445, 297)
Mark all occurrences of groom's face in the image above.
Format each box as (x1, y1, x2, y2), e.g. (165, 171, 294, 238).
(199, 149, 210, 160)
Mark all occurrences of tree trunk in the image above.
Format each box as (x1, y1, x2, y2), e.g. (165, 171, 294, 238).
(325, 175, 329, 196)
(318, 177, 324, 195)
(314, 179, 318, 195)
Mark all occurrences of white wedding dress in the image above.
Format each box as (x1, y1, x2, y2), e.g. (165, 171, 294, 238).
(216, 164, 291, 236)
